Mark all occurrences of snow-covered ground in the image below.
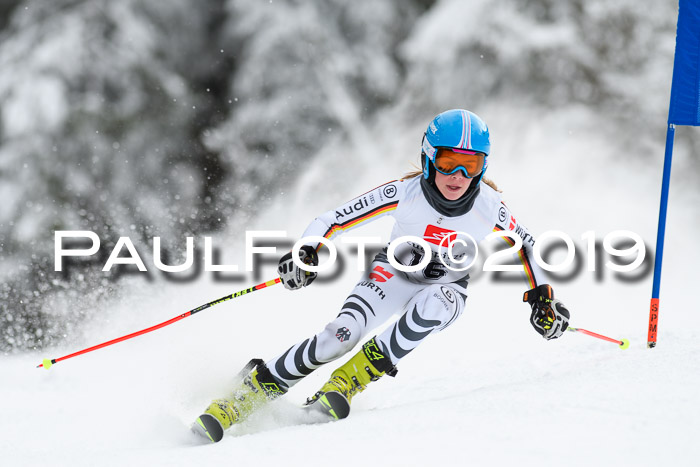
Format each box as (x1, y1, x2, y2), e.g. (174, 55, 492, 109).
(2, 107, 699, 466)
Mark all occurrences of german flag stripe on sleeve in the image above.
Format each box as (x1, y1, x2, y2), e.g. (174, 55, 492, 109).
(493, 225, 537, 289)
(323, 201, 399, 239)
(517, 247, 537, 289)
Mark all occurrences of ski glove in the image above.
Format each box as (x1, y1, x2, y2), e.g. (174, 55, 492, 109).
(278, 245, 319, 290)
(523, 284, 570, 340)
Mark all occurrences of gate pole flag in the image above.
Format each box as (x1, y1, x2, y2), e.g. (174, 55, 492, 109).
(648, 0, 700, 348)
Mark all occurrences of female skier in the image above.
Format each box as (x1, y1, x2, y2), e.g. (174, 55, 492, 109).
(193, 109, 571, 442)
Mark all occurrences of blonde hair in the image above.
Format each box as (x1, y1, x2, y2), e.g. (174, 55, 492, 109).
(401, 168, 502, 193)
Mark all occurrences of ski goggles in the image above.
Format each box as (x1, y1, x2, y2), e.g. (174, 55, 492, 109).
(433, 148, 486, 178)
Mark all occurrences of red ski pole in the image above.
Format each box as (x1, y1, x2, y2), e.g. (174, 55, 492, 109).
(567, 326, 629, 349)
(37, 278, 281, 369)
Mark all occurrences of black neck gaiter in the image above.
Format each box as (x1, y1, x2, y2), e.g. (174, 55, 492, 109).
(419, 175, 480, 217)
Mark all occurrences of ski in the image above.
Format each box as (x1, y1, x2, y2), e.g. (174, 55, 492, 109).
(305, 391, 351, 421)
(191, 413, 225, 443)
(191, 392, 350, 444)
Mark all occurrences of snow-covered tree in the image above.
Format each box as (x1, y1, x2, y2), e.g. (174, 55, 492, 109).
(0, 0, 684, 352)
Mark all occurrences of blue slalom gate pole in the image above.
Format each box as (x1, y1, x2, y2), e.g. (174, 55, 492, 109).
(647, 0, 700, 348)
(647, 124, 675, 348)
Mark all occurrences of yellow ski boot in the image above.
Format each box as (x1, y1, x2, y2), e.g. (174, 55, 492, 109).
(306, 338, 397, 420)
(193, 359, 287, 442)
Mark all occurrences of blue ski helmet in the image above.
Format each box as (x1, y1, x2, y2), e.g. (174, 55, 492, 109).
(421, 109, 490, 182)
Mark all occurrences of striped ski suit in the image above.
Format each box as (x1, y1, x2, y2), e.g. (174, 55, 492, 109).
(267, 176, 546, 388)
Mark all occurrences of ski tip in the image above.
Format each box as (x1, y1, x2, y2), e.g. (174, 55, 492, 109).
(318, 391, 351, 420)
(619, 338, 630, 350)
(191, 413, 225, 443)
